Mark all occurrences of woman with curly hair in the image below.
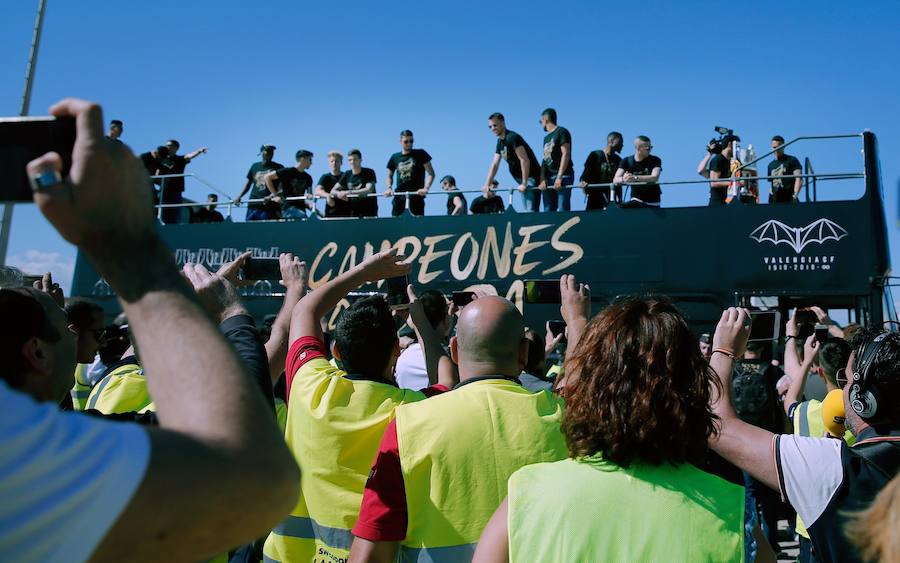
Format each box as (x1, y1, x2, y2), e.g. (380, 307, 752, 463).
(473, 295, 745, 562)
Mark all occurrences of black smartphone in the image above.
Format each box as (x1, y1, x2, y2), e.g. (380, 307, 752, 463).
(748, 310, 782, 342)
(23, 274, 43, 287)
(548, 320, 567, 342)
(384, 275, 410, 310)
(524, 280, 561, 304)
(451, 291, 475, 308)
(815, 323, 829, 343)
(794, 309, 817, 339)
(0, 116, 76, 202)
(241, 257, 282, 281)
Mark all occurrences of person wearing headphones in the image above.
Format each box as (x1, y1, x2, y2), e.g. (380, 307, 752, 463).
(709, 310, 900, 563)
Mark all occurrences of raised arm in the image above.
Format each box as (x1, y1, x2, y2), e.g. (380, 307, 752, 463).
(697, 151, 712, 178)
(554, 274, 591, 391)
(289, 248, 411, 346)
(184, 147, 208, 161)
(27, 98, 298, 561)
(783, 335, 819, 415)
(265, 253, 308, 383)
(407, 285, 458, 389)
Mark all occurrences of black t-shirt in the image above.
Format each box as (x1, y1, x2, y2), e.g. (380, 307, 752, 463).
(580, 150, 621, 185)
(340, 167, 378, 217)
(446, 189, 467, 215)
(708, 153, 731, 195)
(496, 130, 541, 184)
(191, 207, 225, 223)
(317, 172, 352, 217)
(140, 152, 162, 185)
(767, 154, 802, 193)
(158, 154, 189, 192)
(275, 167, 313, 209)
(246, 160, 283, 210)
(541, 126, 574, 177)
(387, 149, 432, 192)
(470, 195, 505, 214)
(619, 154, 663, 203)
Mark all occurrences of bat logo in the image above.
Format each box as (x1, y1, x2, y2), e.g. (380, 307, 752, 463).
(749, 218, 848, 254)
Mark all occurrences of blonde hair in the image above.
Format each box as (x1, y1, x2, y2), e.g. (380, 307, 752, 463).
(846, 475, 900, 562)
(327, 151, 343, 162)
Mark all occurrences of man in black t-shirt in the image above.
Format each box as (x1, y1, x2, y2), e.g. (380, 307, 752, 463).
(470, 188, 505, 214)
(265, 150, 314, 220)
(614, 135, 663, 208)
(440, 175, 467, 216)
(315, 151, 352, 218)
(768, 135, 802, 203)
(157, 139, 208, 224)
(107, 120, 123, 143)
(191, 194, 225, 223)
(386, 130, 434, 216)
(235, 145, 283, 221)
(696, 135, 738, 206)
(337, 149, 379, 218)
(483, 112, 541, 212)
(538, 108, 575, 212)
(580, 131, 623, 211)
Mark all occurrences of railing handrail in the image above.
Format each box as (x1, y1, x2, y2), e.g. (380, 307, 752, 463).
(735, 133, 863, 172)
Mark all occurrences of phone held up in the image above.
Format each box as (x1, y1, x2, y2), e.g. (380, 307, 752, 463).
(385, 275, 410, 310)
(451, 291, 476, 308)
(548, 320, 567, 342)
(747, 310, 782, 342)
(0, 116, 76, 202)
(524, 280, 562, 304)
(240, 257, 282, 282)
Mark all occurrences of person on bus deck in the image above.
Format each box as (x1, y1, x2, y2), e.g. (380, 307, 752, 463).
(385, 130, 434, 216)
(483, 112, 542, 212)
(768, 135, 802, 203)
(106, 119, 123, 143)
(471, 180, 506, 214)
(441, 175, 467, 216)
(235, 144, 283, 221)
(538, 108, 575, 212)
(315, 151, 352, 218)
(191, 194, 225, 223)
(265, 149, 314, 220)
(336, 149, 379, 218)
(615, 135, 663, 208)
(157, 139, 208, 225)
(580, 131, 623, 210)
(697, 134, 739, 206)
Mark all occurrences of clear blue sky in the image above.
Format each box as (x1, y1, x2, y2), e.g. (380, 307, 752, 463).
(1, 0, 898, 297)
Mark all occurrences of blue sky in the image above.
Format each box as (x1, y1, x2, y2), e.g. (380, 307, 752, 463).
(1, 0, 898, 296)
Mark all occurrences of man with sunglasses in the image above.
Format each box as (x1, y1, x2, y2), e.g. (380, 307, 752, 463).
(385, 130, 435, 216)
(483, 112, 542, 212)
(710, 310, 900, 563)
(614, 135, 662, 208)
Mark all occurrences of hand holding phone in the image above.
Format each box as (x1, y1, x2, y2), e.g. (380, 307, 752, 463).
(240, 257, 282, 281)
(384, 275, 410, 310)
(524, 280, 562, 304)
(1, 116, 76, 202)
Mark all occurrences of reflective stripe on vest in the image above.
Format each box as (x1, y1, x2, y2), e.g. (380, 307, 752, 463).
(508, 457, 744, 562)
(71, 364, 92, 411)
(85, 362, 153, 414)
(264, 357, 428, 563)
(798, 401, 811, 436)
(395, 379, 567, 558)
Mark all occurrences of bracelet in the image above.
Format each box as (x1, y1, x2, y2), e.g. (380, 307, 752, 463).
(785, 334, 797, 340)
(712, 348, 735, 359)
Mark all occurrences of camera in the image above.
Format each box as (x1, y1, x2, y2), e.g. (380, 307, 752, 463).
(707, 126, 740, 154)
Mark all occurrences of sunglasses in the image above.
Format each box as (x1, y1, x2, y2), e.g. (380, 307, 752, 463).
(835, 368, 848, 387)
(403, 139, 414, 144)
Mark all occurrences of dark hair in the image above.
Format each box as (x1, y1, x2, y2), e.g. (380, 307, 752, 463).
(347, 149, 362, 159)
(65, 298, 103, 330)
(608, 131, 623, 141)
(541, 108, 557, 124)
(563, 297, 720, 467)
(772, 135, 785, 144)
(166, 139, 180, 150)
(488, 112, 505, 122)
(207, 193, 218, 201)
(110, 120, 123, 127)
(440, 175, 456, 186)
(417, 289, 448, 330)
(296, 149, 313, 160)
(0, 288, 61, 388)
(399, 130, 414, 138)
(819, 338, 851, 386)
(334, 296, 397, 376)
(636, 135, 651, 144)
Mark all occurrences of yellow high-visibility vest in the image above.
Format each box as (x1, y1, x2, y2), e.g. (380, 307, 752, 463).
(84, 357, 152, 414)
(70, 364, 92, 411)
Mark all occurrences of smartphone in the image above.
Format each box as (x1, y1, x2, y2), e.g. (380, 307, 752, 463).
(240, 257, 282, 281)
(451, 291, 475, 308)
(548, 320, 567, 342)
(384, 275, 410, 310)
(524, 280, 561, 304)
(23, 274, 43, 287)
(0, 116, 76, 202)
(815, 323, 829, 343)
(748, 310, 782, 342)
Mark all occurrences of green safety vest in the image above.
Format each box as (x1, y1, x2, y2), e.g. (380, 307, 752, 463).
(84, 357, 153, 414)
(791, 398, 855, 539)
(508, 456, 745, 562)
(395, 378, 567, 562)
(263, 358, 429, 563)
(70, 363, 92, 411)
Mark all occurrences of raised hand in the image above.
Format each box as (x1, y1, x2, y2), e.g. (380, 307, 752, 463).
(713, 307, 752, 359)
(358, 248, 411, 282)
(182, 263, 246, 323)
(279, 253, 308, 291)
(559, 274, 590, 326)
(33, 272, 65, 308)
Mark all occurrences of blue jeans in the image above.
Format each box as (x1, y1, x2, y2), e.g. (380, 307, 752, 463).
(512, 177, 539, 212)
(246, 208, 274, 221)
(540, 173, 575, 211)
(281, 206, 307, 220)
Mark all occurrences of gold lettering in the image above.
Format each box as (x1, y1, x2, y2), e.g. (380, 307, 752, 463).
(543, 216, 584, 275)
(513, 224, 552, 276)
(418, 234, 454, 284)
(451, 232, 480, 280)
(505, 279, 524, 313)
(338, 245, 358, 276)
(477, 223, 513, 280)
(310, 242, 338, 288)
(393, 236, 422, 266)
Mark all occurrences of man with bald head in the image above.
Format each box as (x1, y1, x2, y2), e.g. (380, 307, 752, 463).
(349, 296, 568, 563)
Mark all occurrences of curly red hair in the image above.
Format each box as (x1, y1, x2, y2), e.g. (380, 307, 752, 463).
(562, 297, 720, 467)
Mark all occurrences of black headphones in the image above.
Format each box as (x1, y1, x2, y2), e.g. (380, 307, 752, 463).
(849, 333, 890, 421)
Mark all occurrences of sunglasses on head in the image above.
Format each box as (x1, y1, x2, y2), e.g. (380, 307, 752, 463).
(835, 368, 848, 387)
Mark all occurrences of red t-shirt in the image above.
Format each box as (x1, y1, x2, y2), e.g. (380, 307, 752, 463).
(351, 419, 408, 541)
(285, 336, 328, 398)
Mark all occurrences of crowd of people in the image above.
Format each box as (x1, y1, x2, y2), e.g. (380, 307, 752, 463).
(1, 98, 897, 563)
(122, 108, 808, 224)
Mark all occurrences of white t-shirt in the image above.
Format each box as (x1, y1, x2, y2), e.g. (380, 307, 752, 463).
(0, 380, 150, 562)
(395, 343, 429, 391)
